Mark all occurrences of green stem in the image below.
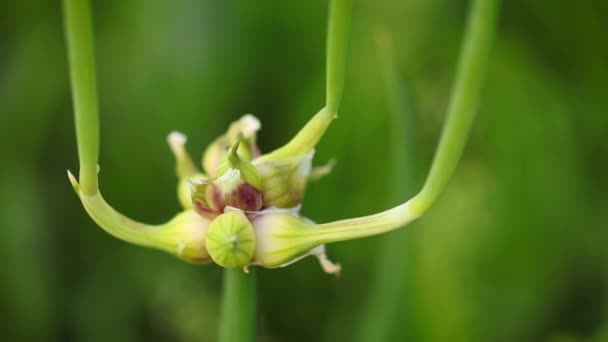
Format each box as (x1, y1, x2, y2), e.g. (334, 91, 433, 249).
(326, 0, 352, 114)
(63, 0, 100, 196)
(409, 0, 500, 215)
(63, 0, 154, 244)
(306, 0, 500, 243)
(256, 0, 352, 162)
(310, 201, 420, 245)
(63, 0, 210, 264)
(219, 269, 257, 342)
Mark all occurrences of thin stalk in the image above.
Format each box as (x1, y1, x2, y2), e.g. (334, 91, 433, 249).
(257, 0, 352, 162)
(309, 201, 420, 244)
(326, 0, 352, 114)
(306, 0, 500, 240)
(356, 30, 416, 342)
(63, 0, 156, 245)
(63, 0, 99, 196)
(63, 0, 209, 263)
(219, 269, 257, 342)
(409, 0, 500, 215)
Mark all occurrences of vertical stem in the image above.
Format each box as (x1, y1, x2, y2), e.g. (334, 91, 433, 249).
(326, 0, 352, 114)
(63, 0, 100, 196)
(257, 0, 352, 162)
(219, 269, 257, 342)
(409, 0, 500, 215)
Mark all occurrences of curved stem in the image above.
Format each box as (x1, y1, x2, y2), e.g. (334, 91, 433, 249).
(63, 0, 99, 196)
(68, 171, 211, 263)
(256, 0, 352, 162)
(67, 171, 161, 247)
(219, 269, 257, 342)
(63, 0, 211, 264)
(63, 0, 155, 241)
(307, 0, 500, 243)
(409, 0, 500, 215)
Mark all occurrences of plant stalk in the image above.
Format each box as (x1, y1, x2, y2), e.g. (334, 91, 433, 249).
(257, 0, 352, 162)
(63, 0, 100, 196)
(64, 0, 212, 263)
(219, 269, 257, 342)
(307, 0, 500, 239)
(326, 0, 352, 114)
(409, 0, 501, 215)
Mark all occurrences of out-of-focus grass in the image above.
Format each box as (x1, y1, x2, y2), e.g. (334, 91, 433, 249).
(0, 0, 606, 341)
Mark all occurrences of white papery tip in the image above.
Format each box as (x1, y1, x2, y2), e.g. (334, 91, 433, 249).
(167, 131, 187, 155)
(239, 114, 261, 137)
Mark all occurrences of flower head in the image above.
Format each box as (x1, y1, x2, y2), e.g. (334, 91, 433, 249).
(163, 115, 344, 273)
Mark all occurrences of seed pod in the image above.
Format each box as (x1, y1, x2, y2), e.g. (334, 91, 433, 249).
(206, 210, 256, 268)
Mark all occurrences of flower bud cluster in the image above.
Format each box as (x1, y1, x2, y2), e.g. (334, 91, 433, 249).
(166, 115, 340, 273)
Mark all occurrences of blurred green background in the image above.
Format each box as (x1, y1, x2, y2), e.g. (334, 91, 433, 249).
(1, 0, 607, 341)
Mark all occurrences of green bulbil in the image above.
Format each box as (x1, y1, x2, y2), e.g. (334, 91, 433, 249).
(206, 210, 256, 268)
(217, 140, 263, 191)
(202, 114, 262, 178)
